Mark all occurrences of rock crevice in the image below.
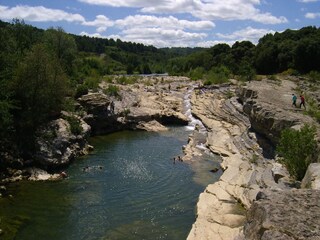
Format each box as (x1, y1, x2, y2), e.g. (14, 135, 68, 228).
(187, 79, 320, 240)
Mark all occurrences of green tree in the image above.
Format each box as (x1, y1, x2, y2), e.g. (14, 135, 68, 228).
(12, 44, 69, 154)
(276, 125, 318, 180)
(0, 26, 16, 142)
(44, 27, 77, 75)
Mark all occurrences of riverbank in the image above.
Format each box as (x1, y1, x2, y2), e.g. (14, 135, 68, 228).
(1, 75, 320, 239)
(186, 77, 320, 240)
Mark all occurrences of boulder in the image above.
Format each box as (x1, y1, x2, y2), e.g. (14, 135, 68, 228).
(136, 120, 168, 132)
(27, 167, 61, 181)
(301, 163, 320, 190)
(244, 189, 320, 240)
(35, 118, 91, 169)
(78, 92, 120, 134)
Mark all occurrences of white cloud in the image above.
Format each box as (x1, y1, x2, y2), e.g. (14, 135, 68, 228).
(188, 1, 288, 24)
(196, 40, 235, 47)
(80, 31, 106, 38)
(81, 27, 207, 48)
(121, 27, 207, 47)
(297, 0, 319, 2)
(0, 5, 85, 22)
(78, 0, 158, 8)
(78, 0, 287, 24)
(216, 27, 275, 44)
(115, 15, 215, 30)
(82, 15, 114, 32)
(305, 12, 320, 18)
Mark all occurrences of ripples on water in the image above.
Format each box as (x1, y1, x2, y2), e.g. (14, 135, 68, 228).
(0, 128, 221, 240)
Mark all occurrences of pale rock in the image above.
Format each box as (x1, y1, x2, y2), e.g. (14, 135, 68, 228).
(301, 163, 320, 190)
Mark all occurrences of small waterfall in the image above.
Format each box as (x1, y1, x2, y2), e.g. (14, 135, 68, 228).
(183, 87, 216, 156)
(183, 88, 206, 134)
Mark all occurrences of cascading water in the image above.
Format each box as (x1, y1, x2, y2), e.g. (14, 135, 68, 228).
(183, 87, 212, 153)
(183, 87, 207, 133)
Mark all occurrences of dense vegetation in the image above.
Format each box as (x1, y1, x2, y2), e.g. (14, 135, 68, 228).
(276, 125, 318, 181)
(0, 19, 320, 159)
(168, 26, 320, 80)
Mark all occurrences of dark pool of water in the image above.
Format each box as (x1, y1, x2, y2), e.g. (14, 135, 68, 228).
(0, 127, 221, 240)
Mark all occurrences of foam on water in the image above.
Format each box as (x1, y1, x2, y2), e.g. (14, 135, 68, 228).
(183, 87, 207, 134)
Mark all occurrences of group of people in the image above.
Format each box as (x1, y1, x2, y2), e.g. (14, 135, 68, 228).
(173, 155, 183, 164)
(292, 94, 306, 109)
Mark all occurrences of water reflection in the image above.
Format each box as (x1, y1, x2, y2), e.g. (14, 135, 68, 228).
(0, 128, 221, 240)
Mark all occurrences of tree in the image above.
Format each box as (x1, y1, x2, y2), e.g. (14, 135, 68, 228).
(44, 27, 77, 75)
(276, 125, 318, 181)
(12, 44, 69, 154)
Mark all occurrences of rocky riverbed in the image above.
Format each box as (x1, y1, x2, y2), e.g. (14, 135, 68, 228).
(1, 75, 320, 239)
(0, 76, 192, 183)
(186, 77, 320, 240)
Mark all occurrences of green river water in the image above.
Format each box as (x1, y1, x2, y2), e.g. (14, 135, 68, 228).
(0, 127, 221, 240)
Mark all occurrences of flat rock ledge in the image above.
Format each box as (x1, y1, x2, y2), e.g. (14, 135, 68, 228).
(187, 80, 320, 240)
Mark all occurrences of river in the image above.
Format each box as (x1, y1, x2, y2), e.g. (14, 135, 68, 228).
(0, 126, 221, 240)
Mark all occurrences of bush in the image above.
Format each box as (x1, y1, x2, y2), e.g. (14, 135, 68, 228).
(308, 71, 320, 83)
(188, 67, 205, 80)
(115, 75, 138, 85)
(306, 97, 320, 123)
(276, 124, 318, 180)
(203, 66, 230, 85)
(281, 68, 299, 76)
(75, 84, 89, 98)
(237, 63, 256, 82)
(84, 76, 100, 90)
(65, 115, 83, 135)
(104, 84, 121, 99)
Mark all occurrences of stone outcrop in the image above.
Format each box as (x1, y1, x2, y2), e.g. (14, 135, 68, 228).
(187, 78, 320, 240)
(35, 116, 91, 169)
(78, 92, 119, 135)
(237, 79, 314, 145)
(301, 163, 320, 190)
(136, 120, 168, 132)
(78, 79, 189, 136)
(244, 189, 320, 240)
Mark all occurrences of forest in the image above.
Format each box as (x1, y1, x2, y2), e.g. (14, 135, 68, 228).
(0, 19, 320, 160)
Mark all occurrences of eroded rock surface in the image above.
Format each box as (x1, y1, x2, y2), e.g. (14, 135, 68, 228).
(244, 189, 320, 240)
(35, 117, 91, 169)
(187, 78, 320, 240)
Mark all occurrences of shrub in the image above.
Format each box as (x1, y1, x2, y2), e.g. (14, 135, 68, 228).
(281, 68, 299, 76)
(267, 75, 278, 81)
(103, 76, 114, 83)
(84, 76, 100, 90)
(75, 84, 89, 99)
(116, 75, 138, 85)
(306, 97, 320, 123)
(203, 66, 230, 85)
(65, 115, 83, 135)
(104, 85, 121, 99)
(237, 63, 256, 82)
(276, 124, 318, 180)
(189, 67, 205, 80)
(308, 71, 320, 83)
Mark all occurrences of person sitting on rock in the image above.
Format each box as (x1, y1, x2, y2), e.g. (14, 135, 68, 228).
(60, 171, 68, 178)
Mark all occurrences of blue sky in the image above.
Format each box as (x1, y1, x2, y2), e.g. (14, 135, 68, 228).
(0, 0, 319, 48)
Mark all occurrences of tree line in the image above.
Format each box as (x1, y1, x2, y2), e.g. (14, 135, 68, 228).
(0, 19, 319, 160)
(168, 26, 320, 81)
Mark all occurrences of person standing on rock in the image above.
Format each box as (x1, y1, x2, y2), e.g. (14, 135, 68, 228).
(110, 101, 115, 114)
(299, 95, 306, 109)
(292, 94, 297, 107)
